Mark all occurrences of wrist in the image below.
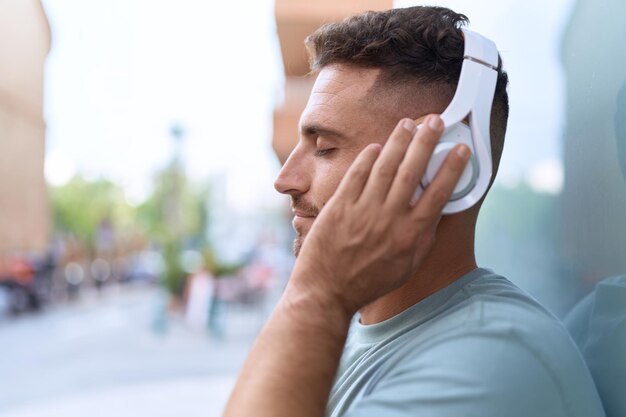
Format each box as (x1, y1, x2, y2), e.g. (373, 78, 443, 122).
(281, 279, 355, 333)
(287, 259, 363, 319)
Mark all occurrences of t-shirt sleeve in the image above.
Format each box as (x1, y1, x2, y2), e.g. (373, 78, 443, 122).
(343, 332, 568, 417)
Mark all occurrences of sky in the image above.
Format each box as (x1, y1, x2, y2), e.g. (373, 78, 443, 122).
(41, 0, 576, 210)
(42, 0, 284, 210)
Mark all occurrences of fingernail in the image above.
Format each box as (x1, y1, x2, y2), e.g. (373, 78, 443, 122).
(428, 115, 443, 131)
(402, 119, 416, 133)
(457, 145, 470, 159)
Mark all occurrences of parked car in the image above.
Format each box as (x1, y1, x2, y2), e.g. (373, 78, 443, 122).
(0, 252, 53, 314)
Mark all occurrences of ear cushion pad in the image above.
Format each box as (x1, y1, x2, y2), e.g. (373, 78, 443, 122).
(415, 121, 478, 201)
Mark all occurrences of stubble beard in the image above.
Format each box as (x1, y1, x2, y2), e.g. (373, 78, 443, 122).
(290, 195, 320, 258)
(293, 234, 304, 257)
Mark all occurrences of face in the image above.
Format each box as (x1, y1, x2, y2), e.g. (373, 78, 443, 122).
(274, 65, 399, 256)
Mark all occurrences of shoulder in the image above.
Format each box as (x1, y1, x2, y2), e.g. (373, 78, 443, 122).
(349, 270, 605, 417)
(426, 271, 595, 390)
(411, 269, 565, 347)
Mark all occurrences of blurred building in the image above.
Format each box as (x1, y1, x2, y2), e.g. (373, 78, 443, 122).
(0, 0, 50, 253)
(559, 0, 626, 283)
(272, 0, 392, 164)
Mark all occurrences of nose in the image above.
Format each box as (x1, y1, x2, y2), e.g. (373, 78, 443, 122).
(274, 146, 310, 197)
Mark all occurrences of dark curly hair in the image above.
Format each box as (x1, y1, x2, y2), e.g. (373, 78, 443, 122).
(305, 6, 510, 176)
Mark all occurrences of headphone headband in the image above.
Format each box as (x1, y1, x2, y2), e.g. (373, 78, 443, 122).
(421, 28, 499, 214)
(462, 28, 499, 69)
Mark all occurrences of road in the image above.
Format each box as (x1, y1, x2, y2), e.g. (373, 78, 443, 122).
(0, 285, 265, 417)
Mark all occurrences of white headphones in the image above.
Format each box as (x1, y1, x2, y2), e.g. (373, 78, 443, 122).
(413, 28, 499, 214)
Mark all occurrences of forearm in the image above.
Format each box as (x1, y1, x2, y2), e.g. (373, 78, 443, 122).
(224, 282, 353, 417)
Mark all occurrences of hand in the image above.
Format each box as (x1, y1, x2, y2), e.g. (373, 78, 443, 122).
(287, 115, 471, 316)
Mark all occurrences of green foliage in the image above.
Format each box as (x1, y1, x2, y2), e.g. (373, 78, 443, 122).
(134, 160, 211, 296)
(162, 239, 185, 296)
(135, 160, 210, 244)
(203, 248, 245, 277)
(49, 161, 223, 297)
(50, 176, 135, 248)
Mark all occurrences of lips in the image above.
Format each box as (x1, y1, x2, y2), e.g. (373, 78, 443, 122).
(292, 210, 316, 218)
(291, 209, 316, 233)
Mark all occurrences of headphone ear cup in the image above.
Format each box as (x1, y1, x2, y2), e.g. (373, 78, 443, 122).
(421, 122, 479, 201)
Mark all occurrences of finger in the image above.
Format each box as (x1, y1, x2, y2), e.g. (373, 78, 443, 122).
(359, 118, 417, 203)
(333, 143, 382, 203)
(385, 115, 445, 210)
(410, 143, 471, 223)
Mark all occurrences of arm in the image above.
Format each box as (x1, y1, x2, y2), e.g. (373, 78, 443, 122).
(223, 115, 470, 417)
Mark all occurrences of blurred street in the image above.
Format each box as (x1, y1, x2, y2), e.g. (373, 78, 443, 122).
(0, 285, 264, 417)
(1, 0, 625, 416)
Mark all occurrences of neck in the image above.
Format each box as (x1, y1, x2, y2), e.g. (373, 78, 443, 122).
(359, 212, 478, 325)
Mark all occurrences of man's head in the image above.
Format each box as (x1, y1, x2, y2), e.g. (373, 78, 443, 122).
(274, 6, 510, 255)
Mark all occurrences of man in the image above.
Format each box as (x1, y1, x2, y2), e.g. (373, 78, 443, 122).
(225, 6, 605, 417)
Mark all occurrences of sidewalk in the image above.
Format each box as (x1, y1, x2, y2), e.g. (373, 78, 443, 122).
(1, 374, 237, 417)
(0, 285, 264, 416)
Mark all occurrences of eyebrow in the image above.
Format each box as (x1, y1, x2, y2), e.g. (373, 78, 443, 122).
(301, 123, 346, 140)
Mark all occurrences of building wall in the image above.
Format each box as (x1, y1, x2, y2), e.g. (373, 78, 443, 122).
(559, 0, 626, 282)
(0, 0, 51, 253)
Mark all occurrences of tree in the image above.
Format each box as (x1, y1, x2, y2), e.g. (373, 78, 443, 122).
(51, 176, 136, 251)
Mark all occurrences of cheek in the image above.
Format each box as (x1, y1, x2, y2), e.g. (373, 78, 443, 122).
(315, 150, 361, 204)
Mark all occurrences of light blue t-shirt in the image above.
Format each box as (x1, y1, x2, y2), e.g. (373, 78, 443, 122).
(328, 268, 605, 417)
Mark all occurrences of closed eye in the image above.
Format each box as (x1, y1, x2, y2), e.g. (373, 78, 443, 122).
(315, 148, 336, 157)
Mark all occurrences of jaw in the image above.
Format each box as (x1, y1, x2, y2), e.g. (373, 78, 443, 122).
(293, 231, 307, 257)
